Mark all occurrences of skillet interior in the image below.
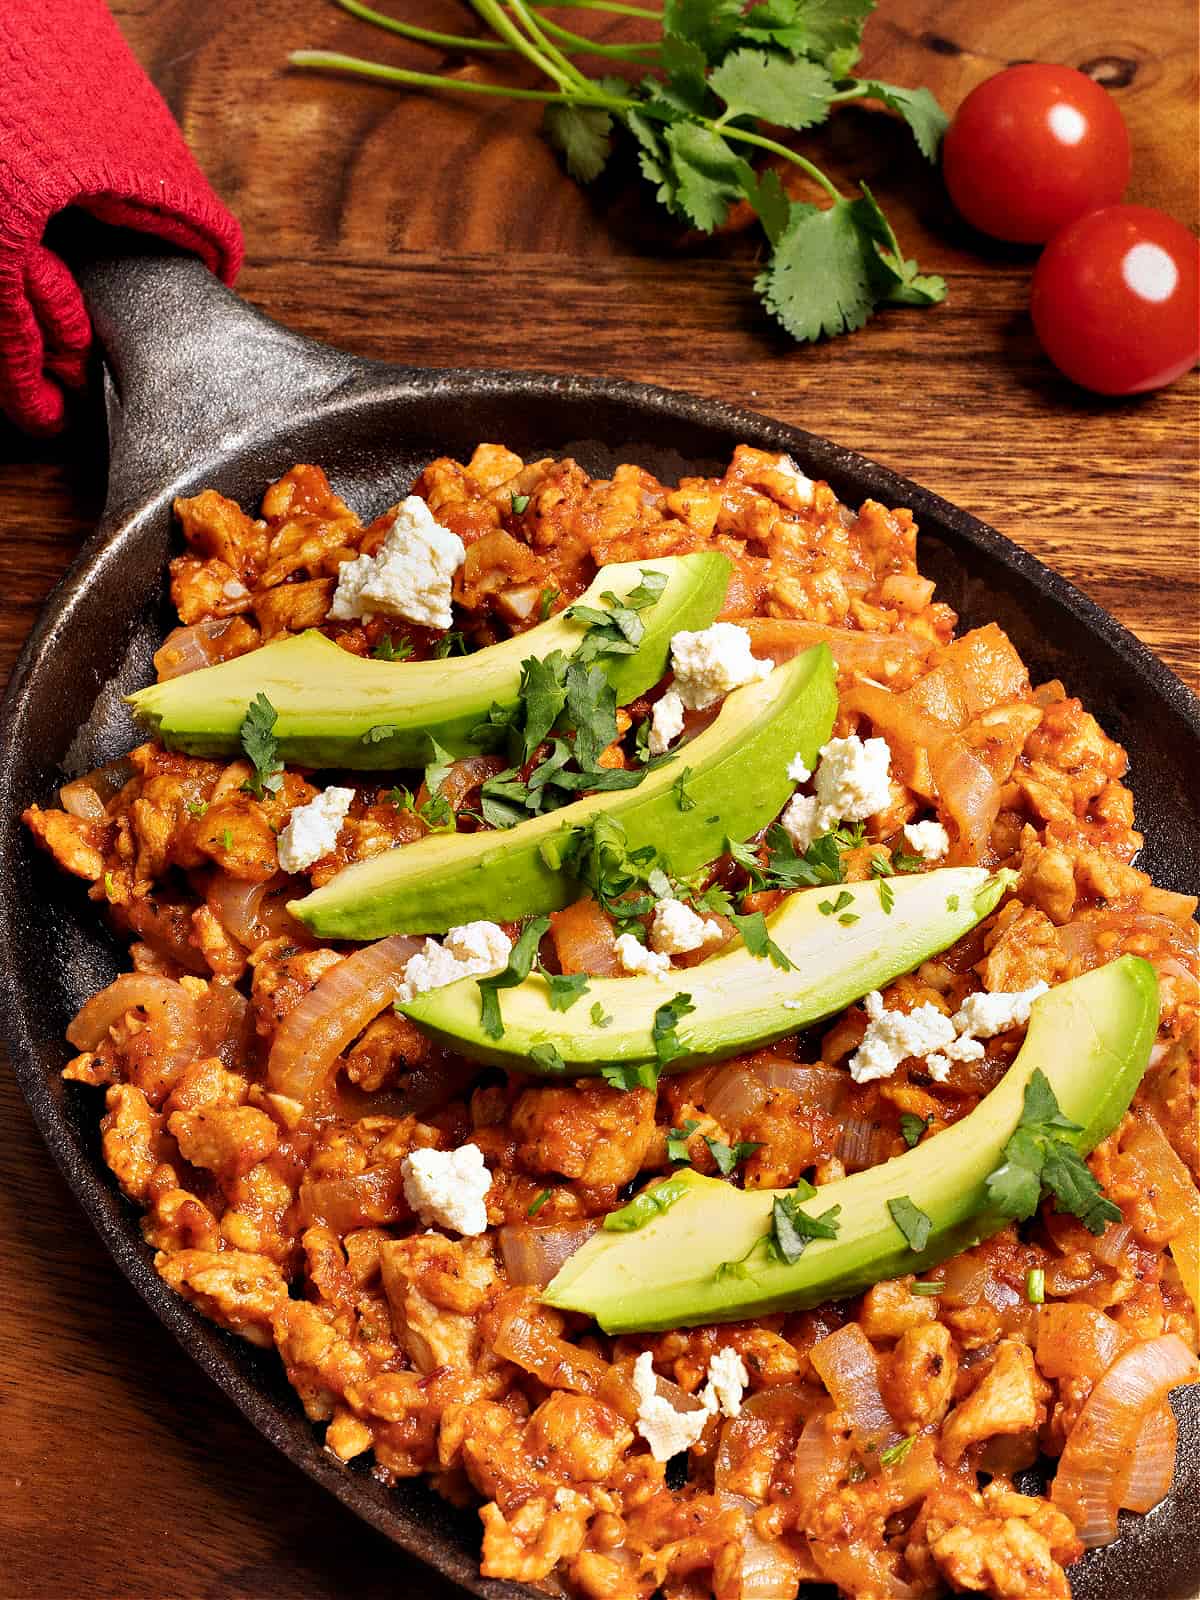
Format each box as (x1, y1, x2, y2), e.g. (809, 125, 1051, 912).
(1, 284, 1197, 1600)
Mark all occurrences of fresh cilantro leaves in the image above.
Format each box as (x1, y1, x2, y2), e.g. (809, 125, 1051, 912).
(298, 0, 946, 347)
(887, 1194, 932, 1251)
(899, 1112, 931, 1148)
(542, 968, 590, 1012)
(771, 1190, 842, 1264)
(730, 909, 792, 970)
(601, 1061, 661, 1092)
(477, 916, 549, 1039)
(706, 1136, 762, 1176)
(371, 633, 414, 661)
(239, 694, 283, 799)
(529, 1041, 568, 1073)
(653, 992, 696, 1067)
(672, 766, 697, 812)
(985, 1069, 1123, 1236)
(879, 1433, 916, 1468)
(667, 1119, 700, 1162)
(590, 1000, 614, 1029)
(433, 630, 468, 659)
(527, 1188, 552, 1217)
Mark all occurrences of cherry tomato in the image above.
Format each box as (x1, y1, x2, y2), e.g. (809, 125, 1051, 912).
(943, 64, 1131, 243)
(1030, 206, 1200, 394)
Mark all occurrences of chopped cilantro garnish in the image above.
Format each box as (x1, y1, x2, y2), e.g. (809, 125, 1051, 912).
(878, 877, 895, 914)
(103, 870, 116, 899)
(433, 630, 468, 658)
(770, 1192, 841, 1264)
(838, 912, 859, 926)
(603, 1175, 689, 1231)
(529, 1041, 568, 1073)
(985, 1069, 1123, 1235)
(542, 968, 590, 1012)
(667, 1119, 700, 1162)
(184, 799, 208, 818)
(818, 889, 854, 917)
(946, 894, 960, 912)
(705, 1136, 761, 1176)
(527, 1188, 551, 1217)
(725, 834, 767, 890)
(672, 766, 697, 812)
(652, 992, 696, 1067)
(362, 723, 399, 744)
(538, 585, 559, 620)
(887, 1194, 932, 1251)
(371, 634, 413, 661)
(1026, 1266, 1046, 1304)
(891, 845, 925, 874)
(477, 916, 549, 1039)
(879, 1435, 916, 1468)
(387, 786, 414, 811)
(899, 1112, 931, 1149)
(590, 1000, 613, 1029)
(730, 909, 792, 971)
(868, 851, 893, 878)
(221, 827, 234, 852)
(511, 492, 531, 515)
(601, 1061, 660, 1092)
(418, 792, 455, 832)
(910, 1280, 944, 1296)
(238, 693, 283, 798)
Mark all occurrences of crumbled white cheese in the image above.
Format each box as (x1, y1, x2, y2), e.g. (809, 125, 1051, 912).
(780, 792, 819, 853)
(395, 920, 512, 1003)
(849, 991, 958, 1085)
(702, 1347, 749, 1419)
(276, 786, 355, 873)
(401, 1143, 491, 1235)
(953, 983, 1049, 1039)
(852, 982, 1051, 1084)
(648, 688, 686, 756)
(774, 455, 815, 506)
(903, 820, 950, 862)
(329, 495, 465, 629)
(813, 734, 892, 829)
(614, 933, 672, 980)
(632, 1351, 712, 1460)
(650, 898, 723, 956)
(786, 752, 812, 784)
(669, 623, 774, 711)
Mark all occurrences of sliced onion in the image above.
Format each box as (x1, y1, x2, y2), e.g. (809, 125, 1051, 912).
(1123, 1112, 1200, 1316)
(266, 934, 424, 1103)
(836, 1115, 892, 1172)
(760, 1061, 848, 1111)
(154, 618, 238, 680)
(744, 618, 933, 679)
(928, 734, 1002, 864)
(716, 1491, 804, 1600)
(489, 1290, 636, 1421)
(208, 872, 304, 953)
(549, 897, 621, 978)
(1116, 1402, 1178, 1513)
(809, 1323, 899, 1452)
(1051, 1333, 1198, 1547)
(58, 757, 134, 820)
(66, 974, 200, 1083)
(706, 1065, 771, 1125)
(299, 1165, 409, 1231)
(429, 755, 508, 813)
(1091, 1219, 1134, 1269)
(499, 1220, 601, 1288)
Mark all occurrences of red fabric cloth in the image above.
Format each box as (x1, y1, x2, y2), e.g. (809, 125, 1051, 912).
(0, 0, 242, 434)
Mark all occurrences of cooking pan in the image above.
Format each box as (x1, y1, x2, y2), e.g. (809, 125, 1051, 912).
(1, 234, 1197, 1600)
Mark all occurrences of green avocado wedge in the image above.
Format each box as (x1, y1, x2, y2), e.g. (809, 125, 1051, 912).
(290, 644, 837, 937)
(397, 864, 1014, 1070)
(126, 552, 730, 769)
(543, 956, 1159, 1332)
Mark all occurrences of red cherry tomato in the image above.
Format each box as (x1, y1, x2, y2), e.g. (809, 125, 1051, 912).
(943, 64, 1131, 243)
(1030, 206, 1200, 394)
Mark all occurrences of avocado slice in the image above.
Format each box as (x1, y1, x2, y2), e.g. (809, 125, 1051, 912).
(543, 956, 1159, 1332)
(127, 552, 730, 769)
(397, 864, 1013, 1067)
(290, 643, 837, 937)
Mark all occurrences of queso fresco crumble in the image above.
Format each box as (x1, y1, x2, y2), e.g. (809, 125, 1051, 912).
(21, 443, 1198, 1600)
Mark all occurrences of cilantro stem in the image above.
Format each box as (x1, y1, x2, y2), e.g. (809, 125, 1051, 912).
(288, 51, 581, 100)
(518, 11, 659, 60)
(529, 0, 662, 16)
(468, 0, 577, 92)
(334, 0, 508, 51)
(503, 0, 597, 95)
(716, 125, 843, 203)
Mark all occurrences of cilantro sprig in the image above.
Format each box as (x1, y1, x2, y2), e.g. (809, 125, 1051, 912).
(239, 693, 284, 799)
(292, 2, 947, 343)
(985, 1069, 1123, 1236)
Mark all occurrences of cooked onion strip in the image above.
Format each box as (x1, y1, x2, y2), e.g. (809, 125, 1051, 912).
(498, 1220, 601, 1288)
(66, 973, 200, 1084)
(266, 934, 423, 1103)
(809, 1323, 899, 1452)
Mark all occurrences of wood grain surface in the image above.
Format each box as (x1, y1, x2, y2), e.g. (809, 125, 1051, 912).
(1, 2, 1196, 1597)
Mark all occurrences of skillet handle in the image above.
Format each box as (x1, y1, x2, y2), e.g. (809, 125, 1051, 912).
(71, 230, 371, 523)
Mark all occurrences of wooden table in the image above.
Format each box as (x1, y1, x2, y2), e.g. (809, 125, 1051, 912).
(1, 2, 1196, 1595)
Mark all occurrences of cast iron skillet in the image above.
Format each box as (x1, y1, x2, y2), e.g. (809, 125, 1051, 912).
(1, 242, 1197, 1600)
